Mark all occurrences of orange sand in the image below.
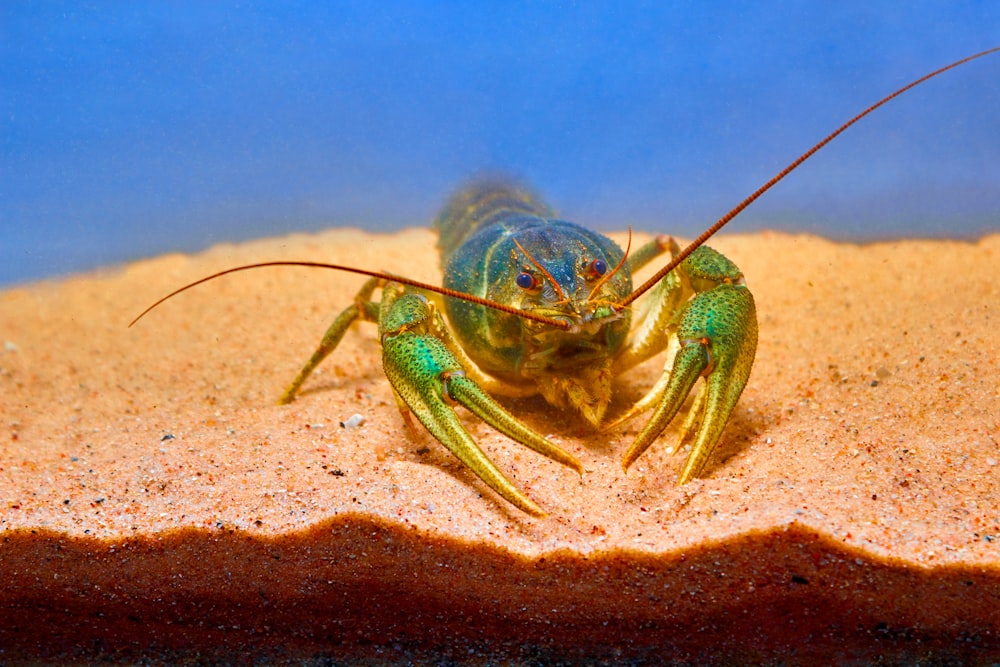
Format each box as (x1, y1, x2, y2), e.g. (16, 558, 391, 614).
(1, 229, 999, 663)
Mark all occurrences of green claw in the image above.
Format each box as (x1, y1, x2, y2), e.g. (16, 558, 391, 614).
(278, 277, 580, 516)
(445, 373, 583, 476)
(380, 291, 580, 517)
(621, 246, 757, 481)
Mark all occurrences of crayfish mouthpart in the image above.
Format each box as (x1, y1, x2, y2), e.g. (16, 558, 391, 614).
(523, 305, 625, 337)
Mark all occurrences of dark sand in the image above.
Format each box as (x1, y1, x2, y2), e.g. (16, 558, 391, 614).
(1, 228, 998, 663)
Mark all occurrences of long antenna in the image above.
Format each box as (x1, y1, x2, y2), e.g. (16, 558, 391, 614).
(620, 46, 1000, 307)
(129, 261, 571, 329)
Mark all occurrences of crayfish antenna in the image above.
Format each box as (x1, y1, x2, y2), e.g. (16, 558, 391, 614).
(620, 45, 1000, 308)
(129, 260, 572, 330)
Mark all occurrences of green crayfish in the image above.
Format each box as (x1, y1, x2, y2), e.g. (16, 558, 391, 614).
(133, 48, 999, 516)
(285, 182, 756, 517)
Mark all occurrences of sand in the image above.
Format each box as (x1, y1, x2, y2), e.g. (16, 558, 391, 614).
(1, 228, 999, 663)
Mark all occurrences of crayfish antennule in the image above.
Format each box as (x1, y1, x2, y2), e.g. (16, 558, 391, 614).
(587, 226, 631, 303)
(513, 237, 566, 302)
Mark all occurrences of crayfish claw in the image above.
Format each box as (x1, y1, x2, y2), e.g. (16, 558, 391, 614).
(621, 262, 757, 482)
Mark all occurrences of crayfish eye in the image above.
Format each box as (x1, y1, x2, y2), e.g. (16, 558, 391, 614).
(586, 258, 608, 279)
(516, 271, 539, 290)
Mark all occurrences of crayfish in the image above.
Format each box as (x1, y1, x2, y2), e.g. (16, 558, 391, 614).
(132, 48, 998, 516)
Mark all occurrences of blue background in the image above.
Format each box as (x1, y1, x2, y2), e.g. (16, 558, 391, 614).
(3, 2, 999, 286)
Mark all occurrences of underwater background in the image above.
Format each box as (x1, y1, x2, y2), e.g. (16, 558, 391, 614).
(2, 1, 998, 286)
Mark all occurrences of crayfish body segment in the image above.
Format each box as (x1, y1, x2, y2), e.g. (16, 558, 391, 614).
(280, 182, 758, 514)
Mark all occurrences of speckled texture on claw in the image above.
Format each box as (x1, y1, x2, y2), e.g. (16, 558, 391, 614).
(621, 247, 758, 480)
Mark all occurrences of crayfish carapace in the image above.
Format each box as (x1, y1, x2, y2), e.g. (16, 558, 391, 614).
(132, 47, 999, 516)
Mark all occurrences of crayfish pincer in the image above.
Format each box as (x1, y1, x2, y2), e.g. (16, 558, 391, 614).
(130, 47, 999, 516)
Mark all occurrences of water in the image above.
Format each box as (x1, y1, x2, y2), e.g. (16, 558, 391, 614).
(3, 1, 999, 286)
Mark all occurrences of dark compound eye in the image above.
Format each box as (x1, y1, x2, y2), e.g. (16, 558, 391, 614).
(589, 258, 608, 278)
(516, 271, 538, 290)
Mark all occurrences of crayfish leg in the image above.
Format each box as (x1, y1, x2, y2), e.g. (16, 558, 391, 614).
(278, 277, 381, 405)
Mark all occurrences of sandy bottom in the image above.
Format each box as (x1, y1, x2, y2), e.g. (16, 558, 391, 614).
(1, 228, 999, 663)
